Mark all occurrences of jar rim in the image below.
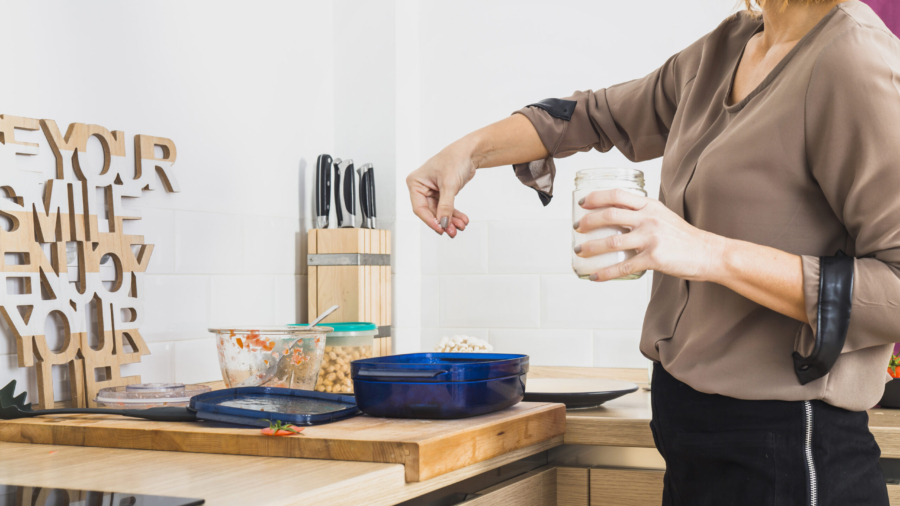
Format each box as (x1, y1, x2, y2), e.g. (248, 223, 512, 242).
(575, 167, 644, 180)
(208, 326, 333, 335)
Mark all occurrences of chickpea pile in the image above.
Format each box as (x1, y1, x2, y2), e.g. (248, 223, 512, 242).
(315, 345, 372, 393)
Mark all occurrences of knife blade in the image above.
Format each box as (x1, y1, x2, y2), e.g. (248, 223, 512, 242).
(358, 163, 376, 229)
(315, 154, 333, 228)
(334, 158, 357, 228)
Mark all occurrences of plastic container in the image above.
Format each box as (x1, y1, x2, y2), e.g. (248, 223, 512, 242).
(350, 353, 529, 419)
(291, 322, 378, 394)
(573, 168, 647, 280)
(95, 383, 211, 409)
(209, 326, 330, 389)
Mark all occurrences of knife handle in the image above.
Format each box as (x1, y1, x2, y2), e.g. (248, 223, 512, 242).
(336, 159, 357, 228)
(316, 154, 332, 229)
(333, 158, 343, 227)
(358, 164, 376, 229)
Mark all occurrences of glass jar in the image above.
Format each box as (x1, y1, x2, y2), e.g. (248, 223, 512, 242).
(291, 322, 378, 394)
(573, 168, 647, 280)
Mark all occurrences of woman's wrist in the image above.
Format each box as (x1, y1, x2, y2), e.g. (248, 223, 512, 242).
(703, 233, 736, 285)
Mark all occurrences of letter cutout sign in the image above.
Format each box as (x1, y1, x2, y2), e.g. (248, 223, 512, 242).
(0, 114, 179, 408)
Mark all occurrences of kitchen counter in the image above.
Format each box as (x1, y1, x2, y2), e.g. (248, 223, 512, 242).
(532, 366, 900, 458)
(3, 367, 899, 506)
(0, 437, 559, 506)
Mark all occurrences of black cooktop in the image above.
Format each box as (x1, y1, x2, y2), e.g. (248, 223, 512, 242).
(0, 485, 203, 506)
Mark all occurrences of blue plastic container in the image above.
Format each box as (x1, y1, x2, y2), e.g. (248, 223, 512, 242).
(350, 353, 528, 419)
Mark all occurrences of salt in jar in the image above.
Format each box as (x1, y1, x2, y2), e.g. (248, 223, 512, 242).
(573, 168, 647, 280)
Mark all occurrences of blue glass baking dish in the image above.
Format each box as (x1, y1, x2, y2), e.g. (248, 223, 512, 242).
(350, 353, 528, 419)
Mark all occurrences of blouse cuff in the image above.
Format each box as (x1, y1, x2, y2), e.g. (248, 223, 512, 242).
(802, 255, 821, 337)
(511, 101, 573, 206)
(794, 252, 855, 385)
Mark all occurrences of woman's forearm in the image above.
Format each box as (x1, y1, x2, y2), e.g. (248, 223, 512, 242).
(463, 114, 549, 169)
(405, 114, 548, 237)
(578, 190, 809, 324)
(709, 237, 808, 324)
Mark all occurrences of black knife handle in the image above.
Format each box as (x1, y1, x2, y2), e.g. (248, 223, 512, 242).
(333, 159, 343, 226)
(343, 162, 357, 217)
(316, 154, 332, 225)
(359, 169, 369, 219)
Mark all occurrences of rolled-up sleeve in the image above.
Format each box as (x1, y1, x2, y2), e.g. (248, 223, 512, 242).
(801, 27, 900, 354)
(511, 35, 703, 203)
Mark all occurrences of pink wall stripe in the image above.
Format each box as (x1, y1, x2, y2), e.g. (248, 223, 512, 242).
(862, 0, 900, 36)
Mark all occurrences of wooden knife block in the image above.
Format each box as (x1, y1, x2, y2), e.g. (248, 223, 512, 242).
(307, 228, 392, 356)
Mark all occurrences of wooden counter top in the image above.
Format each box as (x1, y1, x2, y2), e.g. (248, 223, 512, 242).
(0, 436, 560, 506)
(531, 366, 900, 458)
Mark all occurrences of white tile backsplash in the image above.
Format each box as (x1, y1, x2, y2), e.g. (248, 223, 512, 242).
(243, 215, 301, 275)
(440, 275, 540, 328)
(272, 275, 306, 324)
(488, 221, 572, 274)
(139, 207, 176, 275)
(175, 211, 244, 275)
(421, 275, 439, 328)
(174, 338, 222, 384)
(393, 274, 421, 328)
(391, 327, 421, 355)
(209, 275, 276, 327)
(142, 275, 211, 341)
(393, 220, 421, 275)
(420, 222, 440, 275)
(489, 328, 593, 367)
(593, 329, 649, 368)
(541, 274, 648, 329)
(120, 341, 176, 384)
(422, 221, 489, 275)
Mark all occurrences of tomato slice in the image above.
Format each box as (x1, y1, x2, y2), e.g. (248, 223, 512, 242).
(260, 426, 304, 437)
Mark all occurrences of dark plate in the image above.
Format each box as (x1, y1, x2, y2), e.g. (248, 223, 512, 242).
(523, 378, 639, 409)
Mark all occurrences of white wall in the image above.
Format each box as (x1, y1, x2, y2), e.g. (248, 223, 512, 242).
(0, 1, 334, 397)
(0, 1, 744, 403)
(413, 0, 738, 366)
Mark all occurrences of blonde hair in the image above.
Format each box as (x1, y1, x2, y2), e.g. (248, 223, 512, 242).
(744, 0, 836, 11)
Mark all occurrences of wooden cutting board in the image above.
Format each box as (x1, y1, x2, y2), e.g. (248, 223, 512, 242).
(0, 402, 565, 482)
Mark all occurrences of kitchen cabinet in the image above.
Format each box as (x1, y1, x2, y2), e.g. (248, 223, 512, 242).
(556, 468, 589, 506)
(555, 467, 664, 506)
(590, 469, 663, 506)
(462, 467, 557, 506)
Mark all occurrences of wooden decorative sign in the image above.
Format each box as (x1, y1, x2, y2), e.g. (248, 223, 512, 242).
(0, 114, 179, 409)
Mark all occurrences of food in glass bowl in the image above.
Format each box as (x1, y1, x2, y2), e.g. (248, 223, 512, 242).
(210, 326, 330, 389)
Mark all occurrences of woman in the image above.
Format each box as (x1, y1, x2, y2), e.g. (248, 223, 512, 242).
(406, 0, 900, 504)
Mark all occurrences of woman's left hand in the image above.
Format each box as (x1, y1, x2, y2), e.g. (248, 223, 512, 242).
(575, 189, 727, 282)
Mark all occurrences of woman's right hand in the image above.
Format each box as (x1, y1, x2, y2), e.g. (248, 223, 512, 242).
(406, 115, 549, 237)
(406, 142, 474, 238)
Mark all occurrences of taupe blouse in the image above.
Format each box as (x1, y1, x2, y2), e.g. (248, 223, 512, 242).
(514, 1, 900, 411)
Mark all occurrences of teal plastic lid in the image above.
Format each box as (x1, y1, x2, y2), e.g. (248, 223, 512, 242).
(291, 322, 376, 332)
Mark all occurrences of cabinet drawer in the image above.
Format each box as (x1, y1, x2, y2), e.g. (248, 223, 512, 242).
(463, 467, 556, 506)
(590, 468, 663, 506)
(557, 467, 589, 506)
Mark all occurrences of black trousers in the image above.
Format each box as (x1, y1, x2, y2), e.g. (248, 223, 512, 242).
(650, 363, 889, 506)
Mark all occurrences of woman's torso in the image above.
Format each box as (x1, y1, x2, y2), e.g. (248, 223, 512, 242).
(643, 1, 896, 410)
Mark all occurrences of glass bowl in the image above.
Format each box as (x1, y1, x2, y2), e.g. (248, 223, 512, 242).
(209, 326, 330, 389)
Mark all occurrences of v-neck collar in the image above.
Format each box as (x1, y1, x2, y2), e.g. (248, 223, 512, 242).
(723, 3, 844, 113)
